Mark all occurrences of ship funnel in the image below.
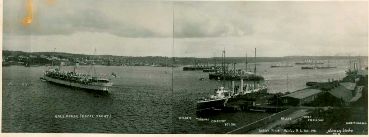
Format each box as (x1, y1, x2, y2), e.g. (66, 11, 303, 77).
(240, 79, 244, 94)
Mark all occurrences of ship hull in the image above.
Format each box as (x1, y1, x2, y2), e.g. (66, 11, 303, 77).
(208, 73, 264, 81)
(271, 66, 293, 68)
(183, 66, 213, 71)
(301, 66, 315, 69)
(295, 63, 324, 65)
(43, 76, 112, 92)
(203, 69, 220, 72)
(196, 98, 227, 111)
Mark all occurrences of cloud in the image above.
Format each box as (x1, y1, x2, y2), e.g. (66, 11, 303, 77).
(3, 1, 368, 57)
(174, 2, 253, 38)
(4, 32, 173, 56)
(4, 0, 173, 37)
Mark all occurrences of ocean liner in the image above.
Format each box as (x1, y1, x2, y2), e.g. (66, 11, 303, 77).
(41, 68, 113, 92)
(40, 49, 113, 92)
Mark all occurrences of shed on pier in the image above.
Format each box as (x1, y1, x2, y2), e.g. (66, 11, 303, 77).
(281, 88, 323, 106)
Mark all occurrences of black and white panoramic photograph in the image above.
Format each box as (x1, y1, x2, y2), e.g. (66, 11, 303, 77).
(2, 0, 368, 135)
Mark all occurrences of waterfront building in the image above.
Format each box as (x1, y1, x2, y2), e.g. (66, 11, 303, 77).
(281, 88, 323, 106)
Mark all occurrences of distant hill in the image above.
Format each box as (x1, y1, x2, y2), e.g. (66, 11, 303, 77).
(2, 50, 367, 66)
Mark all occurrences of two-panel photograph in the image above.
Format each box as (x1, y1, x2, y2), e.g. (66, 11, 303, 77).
(1, 0, 368, 135)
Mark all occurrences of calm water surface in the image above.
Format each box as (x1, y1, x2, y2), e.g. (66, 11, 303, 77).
(2, 59, 355, 133)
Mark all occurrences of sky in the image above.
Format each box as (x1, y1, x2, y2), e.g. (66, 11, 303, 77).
(3, 0, 368, 57)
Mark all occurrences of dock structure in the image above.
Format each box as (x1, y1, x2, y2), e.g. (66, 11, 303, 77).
(281, 88, 323, 106)
(226, 108, 299, 134)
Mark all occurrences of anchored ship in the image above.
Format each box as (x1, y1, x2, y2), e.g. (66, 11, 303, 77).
(183, 65, 212, 71)
(270, 62, 293, 68)
(197, 49, 268, 112)
(203, 66, 222, 72)
(301, 60, 336, 70)
(208, 48, 264, 81)
(183, 60, 215, 71)
(295, 59, 324, 65)
(270, 65, 293, 68)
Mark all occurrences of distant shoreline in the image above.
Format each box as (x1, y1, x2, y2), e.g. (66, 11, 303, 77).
(3, 50, 367, 58)
(3, 50, 367, 67)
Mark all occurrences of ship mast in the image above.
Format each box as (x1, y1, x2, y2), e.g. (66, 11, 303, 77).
(233, 63, 236, 76)
(245, 51, 248, 72)
(93, 48, 97, 76)
(222, 50, 226, 87)
(254, 48, 256, 74)
(286, 73, 289, 92)
(88, 48, 97, 77)
(327, 59, 330, 68)
(52, 48, 56, 67)
(253, 48, 257, 91)
(214, 57, 217, 67)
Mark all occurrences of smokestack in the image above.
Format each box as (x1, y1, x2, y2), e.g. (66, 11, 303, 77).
(240, 79, 244, 94)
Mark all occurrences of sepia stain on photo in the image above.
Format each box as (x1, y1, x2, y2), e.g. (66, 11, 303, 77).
(2, 0, 368, 135)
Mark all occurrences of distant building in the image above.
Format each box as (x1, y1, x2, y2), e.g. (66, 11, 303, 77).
(281, 88, 323, 106)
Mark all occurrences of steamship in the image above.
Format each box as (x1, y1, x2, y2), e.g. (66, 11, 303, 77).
(41, 68, 113, 92)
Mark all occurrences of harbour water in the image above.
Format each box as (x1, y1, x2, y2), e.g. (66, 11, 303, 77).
(2, 59, 356, 133)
